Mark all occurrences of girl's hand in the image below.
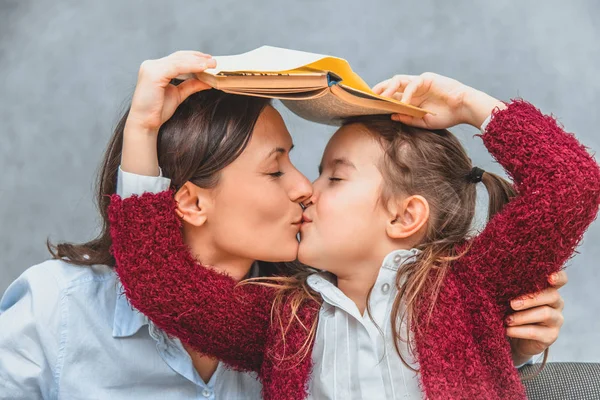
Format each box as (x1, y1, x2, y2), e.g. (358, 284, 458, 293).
(122, 51, 216, 176)
(372, 72, 504, 130)
(506, 271, 568, 365)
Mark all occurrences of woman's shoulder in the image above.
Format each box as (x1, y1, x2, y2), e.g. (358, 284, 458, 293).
(1, 259, 118, 313)
(21, 258, 116, 290)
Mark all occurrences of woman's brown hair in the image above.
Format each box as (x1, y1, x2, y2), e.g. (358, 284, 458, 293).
(47, 86, 301, 277)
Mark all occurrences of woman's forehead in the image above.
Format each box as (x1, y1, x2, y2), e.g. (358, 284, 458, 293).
(237, 106, 293, 163)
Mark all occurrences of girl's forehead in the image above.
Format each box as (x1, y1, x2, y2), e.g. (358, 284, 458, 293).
(321, 124, 383, 165)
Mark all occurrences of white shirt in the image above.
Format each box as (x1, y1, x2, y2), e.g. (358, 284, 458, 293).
(306, 250, 423, 399)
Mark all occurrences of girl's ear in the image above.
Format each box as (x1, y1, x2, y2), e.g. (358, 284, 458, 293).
(174, 182, 211, 227)
(386, 195, 430, 240)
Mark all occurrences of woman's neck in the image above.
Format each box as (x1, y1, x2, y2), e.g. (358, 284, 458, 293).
(183, 231, 254, 282)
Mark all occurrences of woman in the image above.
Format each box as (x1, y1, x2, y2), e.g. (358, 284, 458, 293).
(0, 52, 569, 399)
(0, 51, 314, 399)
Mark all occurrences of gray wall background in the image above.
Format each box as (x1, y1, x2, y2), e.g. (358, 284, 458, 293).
(1, 1, 598, 361)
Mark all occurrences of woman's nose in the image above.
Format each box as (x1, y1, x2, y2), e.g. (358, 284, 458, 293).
(289, 170, 313, 205)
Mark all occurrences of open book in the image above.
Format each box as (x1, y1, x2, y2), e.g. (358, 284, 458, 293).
(196, 46, 428, 125)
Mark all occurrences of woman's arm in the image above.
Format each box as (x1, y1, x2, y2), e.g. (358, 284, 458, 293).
(109, 189, 275, 372)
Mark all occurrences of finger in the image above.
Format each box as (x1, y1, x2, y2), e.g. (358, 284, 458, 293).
(141, 54, 216, 83)
(392, 92, 404, 102)
(380, 76, 402, 98)
(505, 325, 559, 346)
(163, 50, 213, 61)
(373, 74, 416, 95)
(548, 270, 568, 288)
(506, 306, 564, 328)
(381, 76, 412, 98)
(511, 287, 564, 311)
(372, 78, 392, 95)
(391, 113, 428, 129)
(176, 78, 212, 101)
(400, 76, 424, 104)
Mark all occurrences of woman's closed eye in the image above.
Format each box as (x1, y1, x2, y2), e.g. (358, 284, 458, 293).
(328, 177, 343, 183)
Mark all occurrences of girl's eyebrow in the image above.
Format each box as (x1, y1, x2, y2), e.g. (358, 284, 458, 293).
(318, 157, 356, 174)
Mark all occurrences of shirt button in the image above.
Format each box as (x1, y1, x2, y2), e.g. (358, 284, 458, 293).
(202, 389, 212, 398)
(381, 283, 391, 294)
(393, 254, 402, 263)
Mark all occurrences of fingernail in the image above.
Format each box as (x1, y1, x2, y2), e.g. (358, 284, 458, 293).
(505, 316, 513, 325)
(512, 299, 523, 309)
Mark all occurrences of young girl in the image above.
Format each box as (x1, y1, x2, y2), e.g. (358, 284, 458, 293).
(108, 72, 598, 399)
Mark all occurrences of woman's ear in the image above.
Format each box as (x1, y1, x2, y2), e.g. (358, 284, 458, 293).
(174, 182, 211, 227)
(386, 195, 430, 240)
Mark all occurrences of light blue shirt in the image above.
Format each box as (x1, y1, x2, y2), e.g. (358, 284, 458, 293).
(0, 260, 262, 399)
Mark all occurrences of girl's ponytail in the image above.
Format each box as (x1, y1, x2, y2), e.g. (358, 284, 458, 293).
(480, 171, 517, 221)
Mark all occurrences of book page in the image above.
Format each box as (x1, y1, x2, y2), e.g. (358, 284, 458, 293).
(207, 46, 335, 74)
(280, 90, 397, 126)
(281, 87, 427, 125)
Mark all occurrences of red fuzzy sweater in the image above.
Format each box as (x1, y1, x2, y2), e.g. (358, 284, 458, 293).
(108, 101, 600, 399)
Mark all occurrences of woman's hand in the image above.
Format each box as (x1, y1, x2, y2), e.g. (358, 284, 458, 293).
(122, 51, 216, 176)
(372, 72, 504, 130)
(506, 271, 568, 366)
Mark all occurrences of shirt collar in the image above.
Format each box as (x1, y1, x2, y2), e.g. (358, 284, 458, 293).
(112, 280, 149, 338)
(111, 261, 262, 338)
(307, 248, 420, 312)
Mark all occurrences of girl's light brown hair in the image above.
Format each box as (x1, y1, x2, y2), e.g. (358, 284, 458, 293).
(250, 115, 546, 377)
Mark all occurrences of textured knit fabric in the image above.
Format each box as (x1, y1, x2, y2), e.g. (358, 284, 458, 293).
(108, 100, 600, 400)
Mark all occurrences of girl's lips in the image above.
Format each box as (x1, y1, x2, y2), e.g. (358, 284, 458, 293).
(301, 214, 312, 223)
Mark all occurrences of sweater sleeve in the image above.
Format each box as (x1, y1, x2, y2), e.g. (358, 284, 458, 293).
(108, 190, 275, 373)
(457, 100, 600, 305)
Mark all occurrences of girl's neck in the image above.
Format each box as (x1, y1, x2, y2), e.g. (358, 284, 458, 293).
(335, 246, 415, 314)
(336, 269, 380, 315)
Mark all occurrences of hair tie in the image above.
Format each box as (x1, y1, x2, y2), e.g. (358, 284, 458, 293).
(467, 167, 485, 183)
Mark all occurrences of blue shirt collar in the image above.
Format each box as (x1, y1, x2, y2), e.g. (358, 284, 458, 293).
(112, 280, 149, 338)
(111, 261, 262, 338)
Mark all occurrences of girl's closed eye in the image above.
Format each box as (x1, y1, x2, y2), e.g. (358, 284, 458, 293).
(328, 177, 343, 183)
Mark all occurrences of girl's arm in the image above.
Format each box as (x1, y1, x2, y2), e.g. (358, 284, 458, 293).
(375, 73, 599, 304)
(460, 97, 600, 303)
(110, 52, 280, 372)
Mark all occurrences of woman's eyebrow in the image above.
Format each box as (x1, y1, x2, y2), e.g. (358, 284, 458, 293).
(318, 157, 356, 174)
(266, 144, 295, 159)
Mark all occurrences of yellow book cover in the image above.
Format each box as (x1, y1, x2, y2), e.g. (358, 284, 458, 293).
(196, 46, 428, 125)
